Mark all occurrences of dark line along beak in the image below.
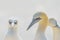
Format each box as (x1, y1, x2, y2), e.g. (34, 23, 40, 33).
(27, 17, 41, 31)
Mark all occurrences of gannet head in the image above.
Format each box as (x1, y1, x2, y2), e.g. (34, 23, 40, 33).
(9, 18, 18, 27)
(49, 18, 59, 28)
(27, 12, 48, 30)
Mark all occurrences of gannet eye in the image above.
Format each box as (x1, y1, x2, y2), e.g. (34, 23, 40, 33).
(14, 22, 17, 24)
(9, 20, 12, 24)
(9, 22, 12, 24)
(35, 17, 41, 20)
(14, 20, 17, 24)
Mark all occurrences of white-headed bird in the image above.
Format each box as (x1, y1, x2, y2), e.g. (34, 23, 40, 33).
(4, 18, 22, 40)
(27, 12, 48, 40)
(49, 18, 60, 40)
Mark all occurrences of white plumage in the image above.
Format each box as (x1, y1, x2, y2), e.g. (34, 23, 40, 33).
(4, 18, 22, 40)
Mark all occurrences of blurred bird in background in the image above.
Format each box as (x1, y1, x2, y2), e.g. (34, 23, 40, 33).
(4, 18, 22, 40)
(27, 12, 48, 40)
(49, 18, 60, 40)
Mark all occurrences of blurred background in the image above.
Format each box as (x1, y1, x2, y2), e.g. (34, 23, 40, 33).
(0, 0, 60, 40)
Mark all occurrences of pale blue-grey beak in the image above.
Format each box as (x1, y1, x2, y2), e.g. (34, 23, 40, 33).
(27, 17, 41, 30)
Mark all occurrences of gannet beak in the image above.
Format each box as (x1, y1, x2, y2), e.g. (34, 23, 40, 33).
(27, 18, 41, 30)
(11, 23, 15, 27)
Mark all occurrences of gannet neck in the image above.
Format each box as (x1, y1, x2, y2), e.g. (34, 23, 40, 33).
(52, 26, 60, 40)
(34, 20, 48, 40)
(34, 17, 48, 40)
(34, 29, 47, 40)
(38, 18, 48, 32)
(8, 27, 17, 36)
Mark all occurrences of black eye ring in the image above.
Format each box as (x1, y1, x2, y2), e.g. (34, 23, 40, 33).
(9, 20, 12, 24)
(14, 22, 17, 24)
(9, 22, 12, 24)
(14, 20, 17, 24)
(35, 17, 41, 20)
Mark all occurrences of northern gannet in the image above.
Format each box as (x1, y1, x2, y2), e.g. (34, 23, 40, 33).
(4, 18, 22, 40)
(49, 18, 60, 40)
(27, 12, 48, 40)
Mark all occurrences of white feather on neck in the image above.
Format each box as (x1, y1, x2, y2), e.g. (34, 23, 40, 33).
(34, 28, 47, 40)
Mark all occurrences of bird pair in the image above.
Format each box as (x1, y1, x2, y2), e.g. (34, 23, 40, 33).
(27, 12, 60, 40)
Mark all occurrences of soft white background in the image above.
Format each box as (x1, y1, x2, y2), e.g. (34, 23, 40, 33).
(0, 0, 60, 40)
